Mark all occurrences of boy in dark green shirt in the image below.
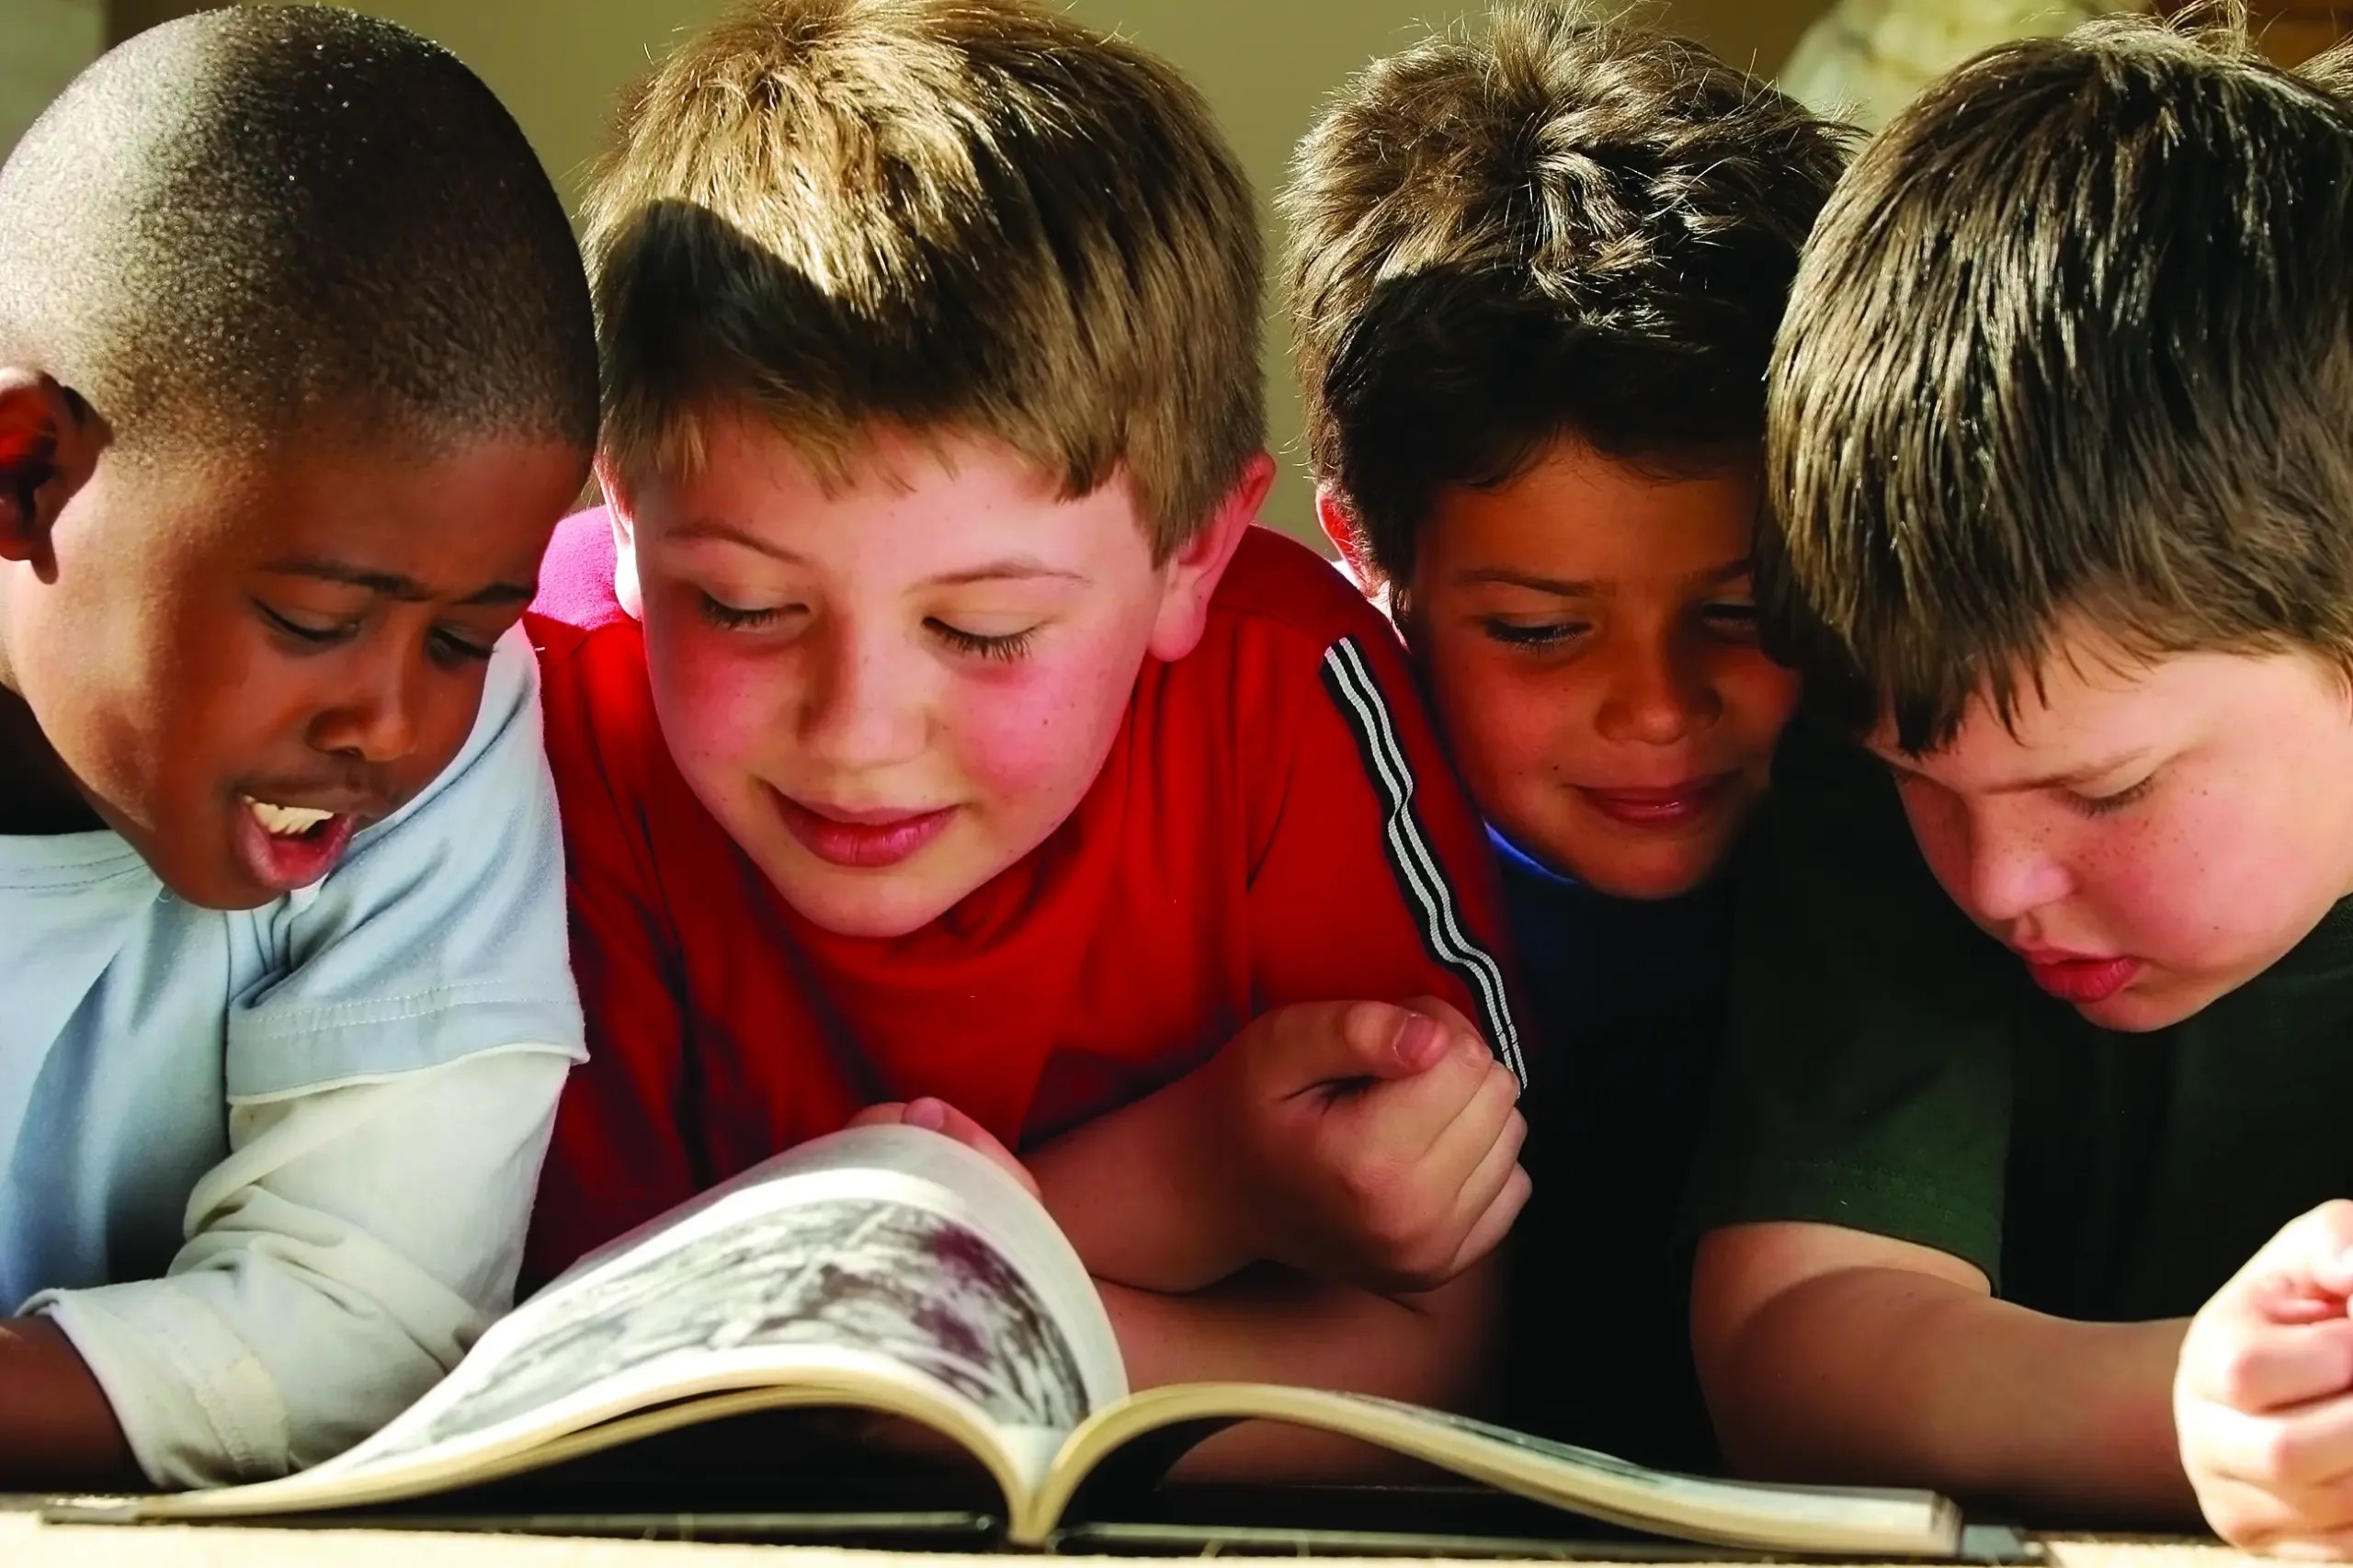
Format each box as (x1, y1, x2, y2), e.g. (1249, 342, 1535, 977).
(1683, 15, 2353, 1543)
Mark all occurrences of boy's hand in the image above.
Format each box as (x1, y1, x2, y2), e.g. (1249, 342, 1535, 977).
(2178, 1201, 2353, 1558)
(848, 1098, 1040, 1199)
(1200, 996, 1527, 1294)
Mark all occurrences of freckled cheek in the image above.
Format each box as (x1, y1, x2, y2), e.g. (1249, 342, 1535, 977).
(2080, 801, 2321, 961)
(650, 634, 794, 774)
(938, 655, 1131, 801)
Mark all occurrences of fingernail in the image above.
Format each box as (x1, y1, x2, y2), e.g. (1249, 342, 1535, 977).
(908, 1098, 947, 1131)
(1395, 1015, 1447, 1069)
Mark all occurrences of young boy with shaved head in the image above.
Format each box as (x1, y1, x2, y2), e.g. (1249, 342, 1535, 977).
(0, 6, 597, 1487)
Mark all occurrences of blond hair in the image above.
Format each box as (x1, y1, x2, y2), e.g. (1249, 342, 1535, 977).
(583, 0, 1262, 557)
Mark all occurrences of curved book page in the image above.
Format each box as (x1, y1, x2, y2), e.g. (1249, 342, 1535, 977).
(128, 1126, 1125, 1519)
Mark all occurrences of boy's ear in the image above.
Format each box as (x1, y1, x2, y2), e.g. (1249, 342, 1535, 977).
(1314, 484, 1381, 595)
(1148, 450, 1276, 662)
(0, 369, 97, 568)
(596, 457, 645, 620)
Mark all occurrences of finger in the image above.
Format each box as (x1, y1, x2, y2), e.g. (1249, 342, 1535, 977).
(1395, 994, 1483, 1041)
(2227, 1202, 2353, 1309)
(846, 1101, 915, 1128)
(1444, 1162, 1532, 1280)
(1331, 1036, 1495, 1162)
(1398, 994, 1515, 1096)
(2193, 1471, 2353, 1557)
(1443, 1097, 1528, 1228)
(2189, 1389, 2353, 1492)
(893, 1098, 1042, 1199)
(2185, 1314, 2353, 1414)
(1268, 1000, 1459, 1093)
(1420, 1055, 1522, 1176)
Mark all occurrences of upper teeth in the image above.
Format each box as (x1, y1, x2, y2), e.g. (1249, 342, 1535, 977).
(246, 800, 335, 835)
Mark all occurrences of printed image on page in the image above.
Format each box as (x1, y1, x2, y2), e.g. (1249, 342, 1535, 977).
(398, 1197, 1093, 1451)
(306, 1129, 1116, 1486)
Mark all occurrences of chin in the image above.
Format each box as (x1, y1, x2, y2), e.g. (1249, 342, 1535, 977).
(147, 835, 276, 913)
(1538, 836, 1724, 903)
(758, 861, 971, 940)
(2071, 975, 2225, 1034)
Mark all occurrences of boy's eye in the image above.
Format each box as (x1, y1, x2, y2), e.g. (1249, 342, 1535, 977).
(2066, 774, 2158, 819)
(698, 592, 789, 631)
(929, 619, 1040, 662)
(429, 628, 498, 666)
(1480, 618, 1588, 650)
(1700, 600, 1761, 638)
(254, 598, 359, 647)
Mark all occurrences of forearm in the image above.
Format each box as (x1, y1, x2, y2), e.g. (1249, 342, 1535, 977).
(1028, 1067, 1247, 1293)
(1712, 1267, 2194, 1522)
(1099, 1256, 1501, 1481)
(0, 1317, 140, 1487)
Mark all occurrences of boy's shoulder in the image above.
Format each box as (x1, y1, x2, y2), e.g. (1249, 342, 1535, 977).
(1202, 523, 1403, 667)
(524, 508, 670, 808)
(527, 508, 636, 647)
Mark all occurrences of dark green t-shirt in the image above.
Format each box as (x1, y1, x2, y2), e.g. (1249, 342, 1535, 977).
(1687, 722, 2353, 1322)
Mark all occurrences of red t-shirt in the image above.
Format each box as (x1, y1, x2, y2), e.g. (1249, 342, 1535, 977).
(523, 510, 1522, 1283)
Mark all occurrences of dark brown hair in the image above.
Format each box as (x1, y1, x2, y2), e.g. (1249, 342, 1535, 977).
(1283, 1, 1852, 586)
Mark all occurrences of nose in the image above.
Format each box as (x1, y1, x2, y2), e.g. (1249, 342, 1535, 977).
(308, 646, 421, 765)
(1595, 634, 1722, 747)
(796, 619, 929, 771)
(1955, 802, 2074, 926)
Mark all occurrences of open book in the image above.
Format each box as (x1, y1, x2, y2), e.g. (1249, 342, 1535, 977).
(65, 1126, 1966, 1556)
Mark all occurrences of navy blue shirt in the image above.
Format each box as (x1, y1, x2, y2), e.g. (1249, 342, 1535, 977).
(1495, 826, 1734, 1471)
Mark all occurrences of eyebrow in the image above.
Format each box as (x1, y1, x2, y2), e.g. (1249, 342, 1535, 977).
(264, 558, 533, 608)
(1870, 745, 2154, 793)
(1454, 558, 1753, 596)
(667, 522, 1085, 587)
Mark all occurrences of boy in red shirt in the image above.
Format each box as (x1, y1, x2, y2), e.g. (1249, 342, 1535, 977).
(525, 0, 1525, 1436)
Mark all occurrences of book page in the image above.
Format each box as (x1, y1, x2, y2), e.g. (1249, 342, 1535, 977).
(138, 1127, 1125, 1517)
(1036, 1385, 1960, 1556)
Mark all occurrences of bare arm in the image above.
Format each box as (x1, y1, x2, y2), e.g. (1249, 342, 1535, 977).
(1105, 1253, 1504, 1480)
(1029, 999, 1525, 1298)
(1028, 1065, 1240, 1293)
(0, 1317, 140, 1488)
(1692, 1221, 2195, 1522)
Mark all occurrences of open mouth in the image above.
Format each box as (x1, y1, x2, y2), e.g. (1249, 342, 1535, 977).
(233, 796, 358, 892)
(246, 800, 339, 839)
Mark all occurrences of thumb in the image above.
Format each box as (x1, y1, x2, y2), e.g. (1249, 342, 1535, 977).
(1321, 998, 1455, 1084)
(2229, 1201, 2353, 1312)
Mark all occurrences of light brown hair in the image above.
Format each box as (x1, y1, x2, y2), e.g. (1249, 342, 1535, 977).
(583, 0, 1262, 557)
(1283, 1, 1851, 587)
(1766, 12, 2353, 751)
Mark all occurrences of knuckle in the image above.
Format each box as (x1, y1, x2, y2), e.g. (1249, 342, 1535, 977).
(2212, 1344, 2275, 1408)
(2316, 1199, 2353, 1243)
(1339, 1151, 1405, 1207)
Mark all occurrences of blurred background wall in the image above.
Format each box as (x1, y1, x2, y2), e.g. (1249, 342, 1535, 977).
(3, 0, 2344, 535)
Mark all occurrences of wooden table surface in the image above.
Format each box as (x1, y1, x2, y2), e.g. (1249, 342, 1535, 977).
(0, 1513, 2278, 1568)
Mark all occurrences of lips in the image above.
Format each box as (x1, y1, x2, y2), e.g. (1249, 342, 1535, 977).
(2016, 949, 2143, 1005)
(232, 797, 361, 893)
(1576, 773, 1735, 831)
(772, 790, 956, 869)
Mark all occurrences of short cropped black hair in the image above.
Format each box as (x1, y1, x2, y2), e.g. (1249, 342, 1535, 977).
(0, 5, 597, 458)
(1283, 1, 1854, 586)
(1766, 17, 2353, 752)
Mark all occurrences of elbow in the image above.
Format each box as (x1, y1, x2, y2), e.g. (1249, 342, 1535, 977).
(1695, 1314, 1804, 1480)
